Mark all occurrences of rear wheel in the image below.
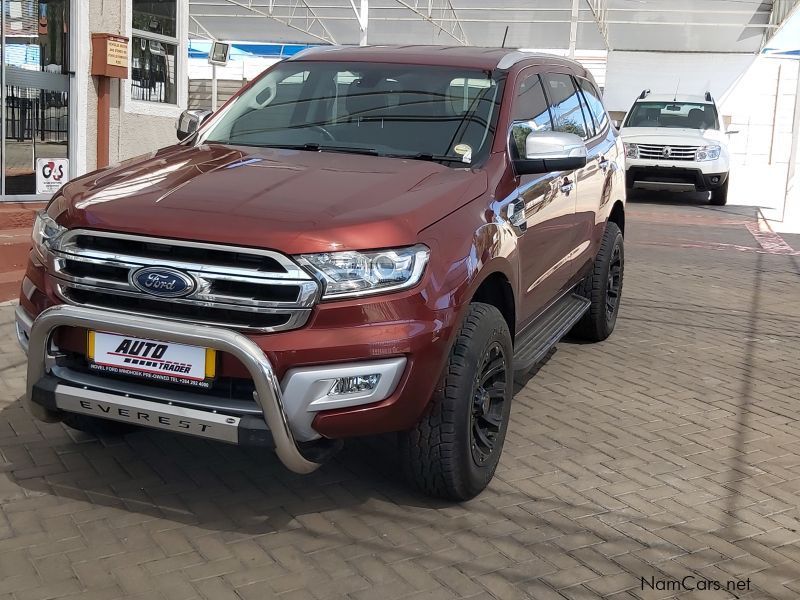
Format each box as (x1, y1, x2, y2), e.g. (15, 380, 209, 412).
(572, 221, 624, 342)
(709, 178, 728, 206)
(400, 303, 513, 501)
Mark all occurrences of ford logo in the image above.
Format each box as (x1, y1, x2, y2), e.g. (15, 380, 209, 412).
(130, 267, 196, 298)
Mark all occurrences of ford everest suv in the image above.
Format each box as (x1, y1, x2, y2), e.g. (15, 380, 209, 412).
(621, 90, 734, 205)
(17, 46, 625, 500)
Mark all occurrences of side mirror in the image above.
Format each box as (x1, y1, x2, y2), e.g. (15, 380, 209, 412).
(510, 124, 587, 175)
(176, 109, 212, 141)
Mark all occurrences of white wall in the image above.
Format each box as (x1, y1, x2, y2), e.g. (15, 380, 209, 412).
(603, 51, 757, 113)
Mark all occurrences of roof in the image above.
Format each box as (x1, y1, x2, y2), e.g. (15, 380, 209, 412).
(188, 0, 800, 54)
(287, 45, 579, 71)
(636, 94, 713, 104)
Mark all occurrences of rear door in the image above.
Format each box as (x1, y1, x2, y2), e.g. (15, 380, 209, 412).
(573, 76, 618, 276)
(510, 70, 580, 328)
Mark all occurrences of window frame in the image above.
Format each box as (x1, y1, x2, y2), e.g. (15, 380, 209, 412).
(574, 76, 610, 138)
(123, 0, 188, 117)
(540, 72, 593, 142)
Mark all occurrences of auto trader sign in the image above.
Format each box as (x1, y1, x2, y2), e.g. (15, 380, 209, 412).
(35, 158, 69, 194)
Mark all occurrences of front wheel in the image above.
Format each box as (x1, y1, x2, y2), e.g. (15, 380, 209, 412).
(709, 178, 728, 206)
(400, 303, 513, 501)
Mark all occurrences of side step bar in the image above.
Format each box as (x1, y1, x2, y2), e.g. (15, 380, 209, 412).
(513, 293, 590, 373)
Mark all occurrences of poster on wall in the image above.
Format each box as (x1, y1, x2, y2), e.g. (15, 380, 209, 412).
(35, 158, 69, 195)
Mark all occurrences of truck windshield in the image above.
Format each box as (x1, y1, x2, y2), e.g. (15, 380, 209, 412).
(624, 101, 719, 130)
(198, 61, 502, 166)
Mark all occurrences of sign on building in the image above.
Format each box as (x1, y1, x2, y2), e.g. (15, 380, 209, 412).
(35, 158, 69, 195)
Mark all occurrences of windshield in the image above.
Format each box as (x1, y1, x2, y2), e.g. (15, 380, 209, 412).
(198, 61, 502, 166)
(624, 101, 719, 130)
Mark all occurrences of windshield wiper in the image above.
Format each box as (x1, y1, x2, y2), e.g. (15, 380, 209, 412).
(387, 152, 466, 164)
(212, 141, 379, 156)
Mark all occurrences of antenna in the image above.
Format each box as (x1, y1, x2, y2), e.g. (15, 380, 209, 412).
(501, 26, 509, 48)
(673, 78, 680, 102)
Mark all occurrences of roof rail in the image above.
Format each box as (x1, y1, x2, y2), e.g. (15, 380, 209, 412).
(639, 89, 650, 100)
(705, 91, 713, 102)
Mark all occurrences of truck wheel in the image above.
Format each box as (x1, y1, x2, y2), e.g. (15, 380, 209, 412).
(400, 303, 513, 501)
(63, 413, 135, 436)
(709, 178, 728, 206)
(572, 221, 624, 342)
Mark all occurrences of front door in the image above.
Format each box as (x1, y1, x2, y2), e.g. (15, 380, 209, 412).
(1, 0, 70, 198)
(510, 70, 580, 328)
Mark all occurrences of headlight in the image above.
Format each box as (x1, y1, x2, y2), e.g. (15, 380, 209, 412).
(623, 143, 639, 159)
(695, 145, 721, 162)
(298, 245, 430, 299)
(31, 211, 66, 259)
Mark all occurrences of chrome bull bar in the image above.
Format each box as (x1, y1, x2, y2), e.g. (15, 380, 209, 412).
(25, 304, 321, 474)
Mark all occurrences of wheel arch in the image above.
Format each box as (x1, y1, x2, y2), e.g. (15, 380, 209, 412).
(608, 200, 625, 236)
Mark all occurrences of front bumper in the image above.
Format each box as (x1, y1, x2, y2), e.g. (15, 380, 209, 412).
(22, 304, 406, 474)
(625, 165, 728, 192)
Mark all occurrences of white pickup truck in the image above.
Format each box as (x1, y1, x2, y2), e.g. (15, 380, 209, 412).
(620, 91, 734, 206)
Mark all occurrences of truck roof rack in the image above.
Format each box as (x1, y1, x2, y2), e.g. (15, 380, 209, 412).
(705, 91, 713, 102)
(639, 89, 650, 100)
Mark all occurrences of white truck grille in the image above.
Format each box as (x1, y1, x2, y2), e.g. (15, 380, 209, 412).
(637, 144, 699, 161)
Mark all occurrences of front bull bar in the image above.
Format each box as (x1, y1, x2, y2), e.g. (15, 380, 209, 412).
(25, 304, 321, 474)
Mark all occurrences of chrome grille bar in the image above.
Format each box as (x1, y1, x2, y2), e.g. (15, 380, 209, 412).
(45, 230, 320, 333)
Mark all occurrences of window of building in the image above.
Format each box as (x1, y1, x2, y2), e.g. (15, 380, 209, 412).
(131, 0, 178, 104)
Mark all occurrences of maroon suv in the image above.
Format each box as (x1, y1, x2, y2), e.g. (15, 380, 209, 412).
(17, 46, 625, 500)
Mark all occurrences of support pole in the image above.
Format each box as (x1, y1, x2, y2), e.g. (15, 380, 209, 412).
(211, 63, 218, 111)
(569, 0, 579, 58)
(96, 76, 110, 169)
(360, 0, 369, 46)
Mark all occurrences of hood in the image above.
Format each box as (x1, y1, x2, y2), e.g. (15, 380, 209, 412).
(620, 127, 727, 147)
(50, 144, 488, 254)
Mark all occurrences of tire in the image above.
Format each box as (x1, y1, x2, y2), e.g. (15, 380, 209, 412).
(572, 221, 624, 342)
(63, 413, 135, 436)
(400, 303, 513, 501)
(709, 178, 728, 206)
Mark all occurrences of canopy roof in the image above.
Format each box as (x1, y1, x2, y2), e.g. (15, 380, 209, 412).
(189, 0, 799, 54)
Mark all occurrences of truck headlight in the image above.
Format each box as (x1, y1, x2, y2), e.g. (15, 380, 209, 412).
(297, 245, 430, 300)
(623, 143, 639, 159)
(695, 145, 721, 161)
(31, 211, 66, 260)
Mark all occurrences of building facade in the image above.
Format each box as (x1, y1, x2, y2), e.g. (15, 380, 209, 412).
(1, 0, 188, 200)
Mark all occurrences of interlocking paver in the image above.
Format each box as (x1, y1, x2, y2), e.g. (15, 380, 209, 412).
(1, 200, 800, 598)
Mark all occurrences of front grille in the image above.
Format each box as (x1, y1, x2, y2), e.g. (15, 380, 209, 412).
(637, 144, 699, 161)
(48, 230, 319, 332)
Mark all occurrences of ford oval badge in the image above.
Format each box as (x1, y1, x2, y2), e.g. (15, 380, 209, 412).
(130, 267, 196, 298)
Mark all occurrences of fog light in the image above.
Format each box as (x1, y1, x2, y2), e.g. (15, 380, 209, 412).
(711, 176, 720, 184)
(330, 374, 381, 395)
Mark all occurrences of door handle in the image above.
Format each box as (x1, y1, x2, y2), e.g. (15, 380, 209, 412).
(560, 179, 574, 194)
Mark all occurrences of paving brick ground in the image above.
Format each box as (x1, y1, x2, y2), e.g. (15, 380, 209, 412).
(1, 198, 799, 599)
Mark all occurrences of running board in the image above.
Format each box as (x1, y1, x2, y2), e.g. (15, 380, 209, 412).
(513, 293, 590, 373)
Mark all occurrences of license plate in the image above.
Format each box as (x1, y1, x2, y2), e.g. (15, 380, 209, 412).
(88, 331, 216, 389)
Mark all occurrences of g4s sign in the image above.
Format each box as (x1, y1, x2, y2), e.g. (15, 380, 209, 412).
(35, 158, 69, 194)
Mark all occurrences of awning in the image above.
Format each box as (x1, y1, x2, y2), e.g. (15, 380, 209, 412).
(188, 0, 799, 54)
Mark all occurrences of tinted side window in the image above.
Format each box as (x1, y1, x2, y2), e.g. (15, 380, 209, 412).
(578, 78, 609, 132)
(542, 73, 591, 140)
(574, 79, 596, 138)
(511, 74, 552, 157)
